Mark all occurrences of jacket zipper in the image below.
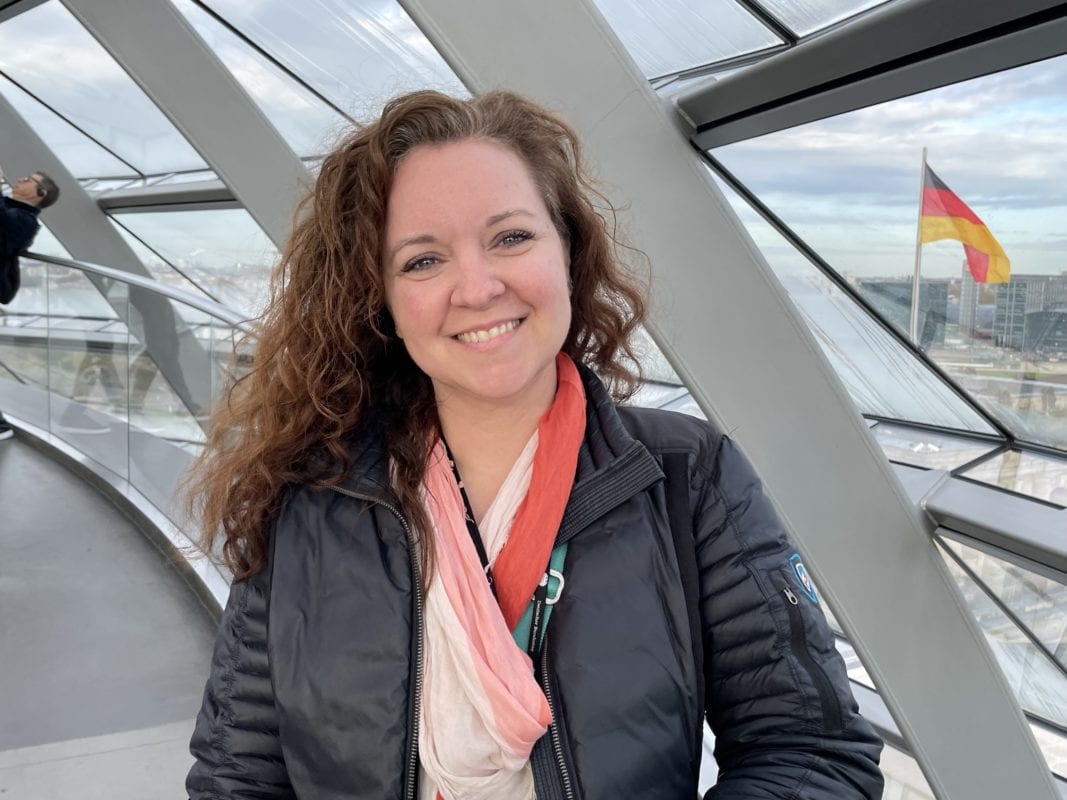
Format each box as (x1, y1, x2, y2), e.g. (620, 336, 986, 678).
(781, 585, 844, 732)
(332, 486, 424, 800)
(540, 635, 576, 800)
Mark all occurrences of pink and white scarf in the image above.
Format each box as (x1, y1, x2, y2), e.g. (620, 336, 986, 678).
(417, 355, 586, 800)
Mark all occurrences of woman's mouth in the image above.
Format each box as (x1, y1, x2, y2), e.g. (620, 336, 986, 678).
(455, 318, 522, 343)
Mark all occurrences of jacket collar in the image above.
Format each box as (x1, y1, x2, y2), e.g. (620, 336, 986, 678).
(558, 364, 663, 544)
(336, 363, 663, 527)
(3, 197, 41, 215)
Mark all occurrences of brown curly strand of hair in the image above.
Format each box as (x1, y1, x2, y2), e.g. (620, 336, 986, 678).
(183, 89, 649, 585)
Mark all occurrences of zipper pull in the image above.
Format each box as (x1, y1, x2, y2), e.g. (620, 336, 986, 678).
(783, 586, 799, 605)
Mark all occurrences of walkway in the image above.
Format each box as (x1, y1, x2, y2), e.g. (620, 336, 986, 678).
(0, 435, 216, 798)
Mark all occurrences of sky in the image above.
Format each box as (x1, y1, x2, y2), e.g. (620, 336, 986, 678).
(0, 0, 1062, 286)
(713, 55, 1067, 279)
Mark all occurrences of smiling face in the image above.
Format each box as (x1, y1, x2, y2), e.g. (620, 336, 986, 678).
(383, 138, 572, 414)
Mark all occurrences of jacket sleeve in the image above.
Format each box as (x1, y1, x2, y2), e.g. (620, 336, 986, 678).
(186, 565, 295, 799)
(694, 434, 884, 800)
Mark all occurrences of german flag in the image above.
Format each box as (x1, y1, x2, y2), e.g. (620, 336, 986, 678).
(920, 165, 1010, 283)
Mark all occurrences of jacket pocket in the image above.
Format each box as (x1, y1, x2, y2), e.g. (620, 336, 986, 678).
(750, 562, 846, 734)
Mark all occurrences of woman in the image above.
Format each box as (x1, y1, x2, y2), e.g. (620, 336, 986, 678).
(185, 90, 884, 799)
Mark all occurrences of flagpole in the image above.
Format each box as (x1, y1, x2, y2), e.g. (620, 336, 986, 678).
(909, 147, 927, 343)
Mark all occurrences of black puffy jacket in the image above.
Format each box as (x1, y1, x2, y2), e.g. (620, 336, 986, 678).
(188, 368, 884, 799)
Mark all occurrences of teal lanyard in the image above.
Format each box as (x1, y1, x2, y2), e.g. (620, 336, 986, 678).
(444, 442, 561, 656)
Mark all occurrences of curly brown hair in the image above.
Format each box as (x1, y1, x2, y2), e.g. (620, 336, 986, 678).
(185, 89, 649, 583)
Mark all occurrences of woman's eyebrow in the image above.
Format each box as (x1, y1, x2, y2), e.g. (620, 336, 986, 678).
(389, 233, 438, 261)
(485, 208, 535, 227)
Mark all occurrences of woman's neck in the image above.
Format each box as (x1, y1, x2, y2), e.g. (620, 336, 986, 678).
(436, 394, 552, 525)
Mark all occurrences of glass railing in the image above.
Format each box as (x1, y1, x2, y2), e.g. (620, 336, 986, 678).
(0, 252, 250, 561)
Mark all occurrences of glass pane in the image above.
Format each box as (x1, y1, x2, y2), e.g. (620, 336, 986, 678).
(868, 421, 998, 470)
(46, 265, 129, 478)
(712, 174, 996, 433)
(110, 209, 278, 317)
(171, 0, 347, 157)
(26, 222, 70, 260)
(201, 0, 465, 121)
(713, 55, 1067, 452)
(125, 290, 209, 441)
(0, 76, 132, 179)
(0, 1, 206, 175)
(962, 449, 1067, 507)
(110, 220, 217, 300)
(593, 0, 780, 78)
(879, 740, 936, 799)
(1031, 723, 1067, 780)
(758, 0, 891, 36)
(945, 539, 1067, 671)
(941, 550, 1067, 729)
(0, 258, 50, 429)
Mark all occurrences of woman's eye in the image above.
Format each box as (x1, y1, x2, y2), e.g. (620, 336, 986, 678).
(401, 254, 438, 273)
(499, 229, 533, 247)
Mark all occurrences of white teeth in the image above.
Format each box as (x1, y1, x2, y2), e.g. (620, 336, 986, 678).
(457, 319, 520, 343)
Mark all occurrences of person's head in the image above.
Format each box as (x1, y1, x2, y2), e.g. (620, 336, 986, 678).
(11, 171, 59, 209)
(188, 90, 648, 581)
(296, 89, 647, 414)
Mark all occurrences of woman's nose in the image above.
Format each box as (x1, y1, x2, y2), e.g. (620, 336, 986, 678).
(450, 252, 505, 307)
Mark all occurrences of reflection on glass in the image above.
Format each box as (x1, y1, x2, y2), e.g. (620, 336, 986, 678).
(0, 1, 205, 175)
(941, 550, 1067, 729)
(944, 539, 1067, 671)
(110, 209, 278, 317)
(868, 421, 998, 470)
(713, 55, 1067, 452)
(712, 175, 995, 433)
(1031, 723, 1067, 780)
(963, 449, 1067, 507)
(112, 223, 215, 301)
(201, 0, 464, 121)
(171, 0, 347, 157)
(593, 0, 779, 77)
(0, 76, 132, 179)
(45, 265, 129, 478)
(757, 0, 890, 36)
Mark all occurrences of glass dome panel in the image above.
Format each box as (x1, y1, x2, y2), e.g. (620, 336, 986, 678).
(110, 222, 213, 301)
(199, 0, 465, 122)
(171, 0, 348, 158)
(0, 0, 206, 175)
(962, 449, 1067, 507)
(713, 55, 1067, 452)
(944, 539, 1067, 671)
(712, 175, 996, 433)
(0, 76, 133, 179)
(592, 0, 780, 78)
(758, 0, 891, 36)
(109, 209, 277, 318)
(941, 547, 1067, 730)
(868, 421, 998, 470)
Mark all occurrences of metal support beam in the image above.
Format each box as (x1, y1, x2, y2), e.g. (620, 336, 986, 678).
(397, 0, 1060, 797)
(679, 0, 1067, 148)
(95, 179, 237, 213)
(61, 0, 310, 249)
(0, 91, 212, 417)
(0, 0, 48, 25)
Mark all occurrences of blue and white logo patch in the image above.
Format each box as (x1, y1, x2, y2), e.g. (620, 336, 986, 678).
(789, 553, 818, 605)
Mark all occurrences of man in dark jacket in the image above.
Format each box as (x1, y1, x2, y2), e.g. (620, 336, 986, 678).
(0, 168, 60, 440)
